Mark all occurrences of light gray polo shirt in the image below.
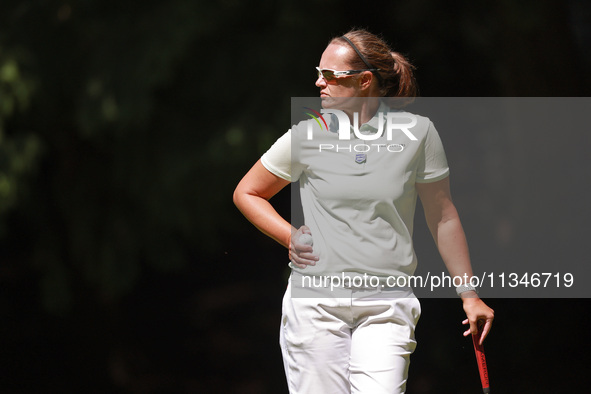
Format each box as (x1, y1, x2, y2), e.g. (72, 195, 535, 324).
(261, 101, 449, 279)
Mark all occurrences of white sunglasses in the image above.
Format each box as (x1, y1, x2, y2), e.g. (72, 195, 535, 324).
(316, 67, 380, 82)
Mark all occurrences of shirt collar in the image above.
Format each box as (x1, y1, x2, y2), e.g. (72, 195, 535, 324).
(358, 100, 390, 135)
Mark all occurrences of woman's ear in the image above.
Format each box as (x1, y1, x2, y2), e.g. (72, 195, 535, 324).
(359, 71, 374, 90)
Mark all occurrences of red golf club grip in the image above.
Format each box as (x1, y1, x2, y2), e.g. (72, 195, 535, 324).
(472, 330, 490, 393)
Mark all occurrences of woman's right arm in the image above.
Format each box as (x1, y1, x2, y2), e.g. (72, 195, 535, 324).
(233, 159, 292, 247)
(233, 160, 317, 268)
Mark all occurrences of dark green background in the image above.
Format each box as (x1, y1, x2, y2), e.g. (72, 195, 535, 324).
(1, 0, 589, 392)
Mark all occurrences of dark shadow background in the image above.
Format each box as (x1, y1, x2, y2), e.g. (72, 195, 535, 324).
(1, 0, 590, 392)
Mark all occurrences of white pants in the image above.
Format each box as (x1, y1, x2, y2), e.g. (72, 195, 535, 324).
(280, 278, 421, 394)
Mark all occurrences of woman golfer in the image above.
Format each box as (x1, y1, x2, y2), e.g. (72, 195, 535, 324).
(234, 29, 494, 393)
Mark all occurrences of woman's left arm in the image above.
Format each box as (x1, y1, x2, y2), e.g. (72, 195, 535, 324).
(416, 177, 494, 344)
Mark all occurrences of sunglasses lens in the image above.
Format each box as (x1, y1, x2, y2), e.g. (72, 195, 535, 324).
(318, 69, 336, 81)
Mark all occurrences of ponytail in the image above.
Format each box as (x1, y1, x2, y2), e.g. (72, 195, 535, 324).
(389, 51, 417, 98)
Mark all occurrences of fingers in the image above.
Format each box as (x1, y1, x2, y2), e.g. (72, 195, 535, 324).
(289, 250, 318, 268)
(461, 318, 493, 345)
(461, 318, 479, 337)
(462, 318, 471, 337)
(289, 229, 319, 269)
(479, 319, 493, 345)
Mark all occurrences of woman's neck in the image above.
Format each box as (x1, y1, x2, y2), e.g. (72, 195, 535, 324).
(345, 97, 381, 127)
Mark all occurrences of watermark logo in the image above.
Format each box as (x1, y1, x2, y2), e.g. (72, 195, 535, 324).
(304, 108, 418, 141)
(304, 107, 328, 132)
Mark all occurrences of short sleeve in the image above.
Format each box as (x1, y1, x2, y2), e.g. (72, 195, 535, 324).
(261, 130, 292, 181)
(415, 121, 450, 183)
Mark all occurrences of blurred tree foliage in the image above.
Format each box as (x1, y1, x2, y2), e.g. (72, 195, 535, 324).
(0, 0, 284, 313)
(0, 43, 38, 221)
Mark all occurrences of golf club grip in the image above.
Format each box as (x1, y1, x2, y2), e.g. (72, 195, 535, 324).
(472, 331, 490, 393)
